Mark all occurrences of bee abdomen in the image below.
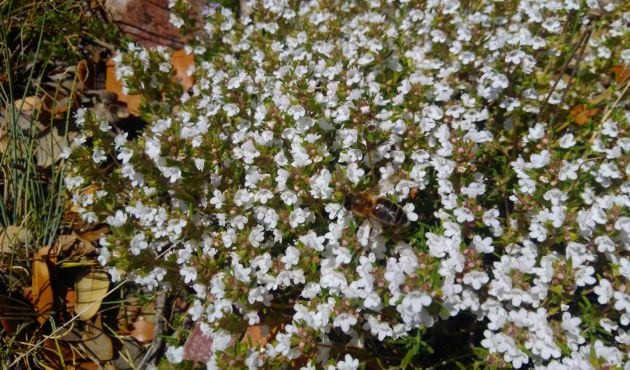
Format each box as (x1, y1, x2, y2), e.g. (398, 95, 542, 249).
(374, 198, 409, 226)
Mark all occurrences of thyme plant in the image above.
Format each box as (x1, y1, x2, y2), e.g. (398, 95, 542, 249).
(66, 0, 629, 368)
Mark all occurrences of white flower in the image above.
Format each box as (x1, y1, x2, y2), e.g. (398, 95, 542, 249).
(106, 210, 127, 227)
(454, 207, 474, 223)
(289, 208, 310, 228)
(463, 270, 489, 290)
(248, 225, 265, 247)
(594, 279, 614, 304)
(310, 169, 333, 199)
(530, 150, 550, 169)
(335, 354, 359, 370)
(165, 345, 184, 363)
(345, 162, 365, 184)
(92, 147, 107, 163)
(180, 266, 197, 284)
(333, 313, 357, 334)
(223, 103, 240, 117)
(472, 235, 494, 253)
(602, 120, 618, 137)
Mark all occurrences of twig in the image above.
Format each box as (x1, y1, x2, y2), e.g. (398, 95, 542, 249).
(540, 26, 592, 119)
(136, 291, 167, 369)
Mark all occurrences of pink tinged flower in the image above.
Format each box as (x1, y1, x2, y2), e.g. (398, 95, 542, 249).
(595, 279, 614, 304)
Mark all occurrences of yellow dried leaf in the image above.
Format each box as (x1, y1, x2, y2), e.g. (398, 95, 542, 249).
(0, 225, 32, 254)
(74, 269, 109, 321)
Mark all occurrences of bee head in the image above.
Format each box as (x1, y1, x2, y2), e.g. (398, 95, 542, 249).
(343, 193, 354, 210)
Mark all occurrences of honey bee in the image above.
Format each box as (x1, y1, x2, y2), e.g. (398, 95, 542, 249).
(344, 192, 409, 226)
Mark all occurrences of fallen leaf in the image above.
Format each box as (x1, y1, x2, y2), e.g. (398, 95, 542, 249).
(64, 286, 76, 314)
(171, 50, 195, 91)
(0, 225, 33, 254)
(76, 225, 109, 243)
(81, 318, 114, 361)
(105, 60, 141, 116)
(105, 49, 195, 116)
(568, 104, 601, 126)
(74, 269, 109, 321)
(35, 124, 78, 167)
(13, 96, 42, 112)
(611, 64, 630, 85)
(31, 247, 54, 325)
(242, 324, 271, 347)
(130, 316, 155, 344)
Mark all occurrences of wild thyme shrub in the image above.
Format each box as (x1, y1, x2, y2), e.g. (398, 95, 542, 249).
(66, 0, 629, 368)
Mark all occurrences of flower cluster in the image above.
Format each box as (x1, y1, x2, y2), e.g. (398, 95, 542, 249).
(66, 0, 629, 368)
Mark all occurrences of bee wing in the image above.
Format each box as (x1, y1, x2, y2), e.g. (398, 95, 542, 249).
(374, 199, 409, 226)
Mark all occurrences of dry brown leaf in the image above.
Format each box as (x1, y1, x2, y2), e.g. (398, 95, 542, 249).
(31, 246, 54, 325)
(76, 225, 109, 243)
(171, 50, 195, 91)
(43, 338, 72, 368)
(243, 324, 270, 347)
(74, 269, 109, 321)
(130, 316, 155, 344)
(105, 49, 195, 116)
(105, 59, 141, 116)
(569, 104, 601, 126)
(612, 64, 630, 85)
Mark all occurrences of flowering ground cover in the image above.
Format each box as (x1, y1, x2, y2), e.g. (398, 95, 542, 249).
(64, 0, 629, 368)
